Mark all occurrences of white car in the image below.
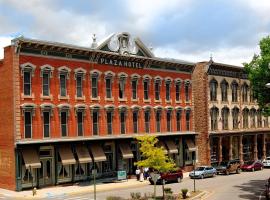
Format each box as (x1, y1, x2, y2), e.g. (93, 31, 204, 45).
(263, 157, 270, 167)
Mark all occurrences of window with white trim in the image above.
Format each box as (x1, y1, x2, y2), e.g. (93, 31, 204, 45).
(91, 73, 99, 98)
(120, 110, 126, 134)
(61, 111, 68, 137)
(186, 110, 191, 131)
(176, 110, 182, 131)
(43, 111, 50, 138)
(24, 111, 32, 138)
(24, 71, 31, 96)
(144, 109, 150, 133)
(143, 79, 150, 100)
(107, 111, 113, 135)
(92, 109, 99, 135)
(118, 74, 127, 99)
(42, 72, 50, 96)
(166, 110, 172, 132)
(165, 80, 171, 101)
(185, 81, 191, 102)
(77, 110, 84, 136)
(133, 110, 139, 133)
(58, 67, 70, 97)
(156, 110, 161, 132)
(76, 75, 83, 98)
(154, 79, 161, 101)
(175, 81, 181, 101)
(221, 107, 229, 130)
(131, 79, 138, 100)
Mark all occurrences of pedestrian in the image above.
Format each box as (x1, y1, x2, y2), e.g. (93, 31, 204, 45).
(139, 167, 144, 182)
(135, 167, 140, 181)
(144, 167, 149, 180)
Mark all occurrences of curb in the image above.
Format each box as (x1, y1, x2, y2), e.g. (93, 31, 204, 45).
(189, 190, 211, 200)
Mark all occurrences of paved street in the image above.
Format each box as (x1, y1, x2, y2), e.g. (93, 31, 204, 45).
(59, 168, 270, 200)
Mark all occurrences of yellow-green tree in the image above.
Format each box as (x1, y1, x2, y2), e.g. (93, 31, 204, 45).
(134, 136, 176, 198)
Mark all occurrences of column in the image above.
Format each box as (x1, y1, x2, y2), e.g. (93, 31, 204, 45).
(254, 134, 258, 160)
(218, 136, 223, 162)
(239, 135, 243, 163)
(263, 134, 266, 160)
(229, 136, 233, 160)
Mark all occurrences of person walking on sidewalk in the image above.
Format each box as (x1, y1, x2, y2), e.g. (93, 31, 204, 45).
(135, 168, 140, 181)
(139, 167, 144, 182)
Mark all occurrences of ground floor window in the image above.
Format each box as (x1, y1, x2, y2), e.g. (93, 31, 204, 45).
(210, 137, 219, 163)
(232, 136, 239, 159)
(22, 166, 34, 184)
(75, 163, 87, 177)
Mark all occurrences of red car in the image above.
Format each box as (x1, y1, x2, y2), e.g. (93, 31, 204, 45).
(241, 160, 264, 171)
(149, 169, 183, 185)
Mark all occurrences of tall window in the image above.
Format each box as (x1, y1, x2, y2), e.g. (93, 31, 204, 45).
(257, 109, 262, 128)
(77, 111, 84, 136)
(221, 79, 228, 102)
(210, 79, 218, 101)
(61, 111, 68, 137)
(24, 111, 32, 138)
(143, 79, 149, 100)
(24, 71, 31, 96)
(119, 77, 126, 99)
(43, 111, 50, 138)
(185, 81, 191, 102)
(243, 108, 249, 128)
(231, 81, 238, 102)
(176, 110, 182, 131)
(232, 107, 239, 129)
(154, 81, 161, 101)
(186, 110, 191, 131)
(165, 80, 171, 101)
(42, 72, 50, 96)
(221, 107, 229, 130)
(133, 111, 138, 133)
(91, 76, 98, 98)
(60, 74, 67, 97)
(106, 78, 112, 98)
(210, 107, 219, 131)
(76, 75, 83, 98)
(120, 110, 126, 134)
(107, 111, 113, 135)
(145, 110, 150, 133)
(242, 83, 249, 103)
(92, 110, 99, 135)
(131, 79, 138, 99)
(250, 87, 255, 103)
(175, 81, 181, 101)
(166, 110, 172, 132)
(250, 108, 256, 128)
(156, 110, 161, 132)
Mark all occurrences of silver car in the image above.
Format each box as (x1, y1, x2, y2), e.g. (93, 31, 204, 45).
(189, 166, 217, 179)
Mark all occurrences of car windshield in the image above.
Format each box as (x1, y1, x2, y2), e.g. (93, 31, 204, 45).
(245, 161, 254, 165)
(219, 161, 228, 166)
(196, 167, 205, 171)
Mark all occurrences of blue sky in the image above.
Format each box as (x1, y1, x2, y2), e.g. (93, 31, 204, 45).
(1, 0, 270, 65)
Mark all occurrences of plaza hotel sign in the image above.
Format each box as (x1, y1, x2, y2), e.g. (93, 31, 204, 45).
(97, 57, 143, 69)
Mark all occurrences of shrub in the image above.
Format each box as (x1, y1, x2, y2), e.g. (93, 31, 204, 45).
(106, 196, 125, 200)
(181, 188, 188, 199)
(164, 187, 173, 195)
(130, 192, 141, 199)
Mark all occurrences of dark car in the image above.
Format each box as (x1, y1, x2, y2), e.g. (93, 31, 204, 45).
(215, 159, 241, 175)
(149, 169, 183, 185)
(241, 160, 264, 171)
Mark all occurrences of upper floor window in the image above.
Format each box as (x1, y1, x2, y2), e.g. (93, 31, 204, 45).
(58, 66, 71, 97)
(257, 109, 262, 128)
(131, 74, 140, 100)
(221, 107, 229, 130)
(105, 105, 115, 135)
(40, 65, 54, 96)
(21, 63, 36, 96)
(165, 78, 172, 101)
(232, 107, 239, 129)
(58, 104, 71, 137)
(155, 107, 162, 132)
(243, 108, 249, 128)
(250, 86, 255, 103)
(119, 106, 128, 134)
(132, 107, 139, 133)
(21, 103, 36, 139)
(241, 83, 249, 103)
(143, 75, 151, 100)
(166, 109, 172, 132)
(250, 108, 256, 128)
(90, 70, 101, 99)
(220, 79, 228, 102)
(154, 77, 162, 101)
(231, 81, 238, 102)
(210, 107, 219, 131)
(90, 105, 101, 135)
(185, 109, 191, 131)
(74, 68, 86, 98)
(118, 73, 128, 99)
(40, 103, 54, 138)
(185, 80, 191, 102)
(144, 108, 151, 133)
(175, 79, 181, 102)
(104, 71, 115, 99)
(210, 79, 218, 101)
(176, 108, 182, 131)
(75, 105, 86, 136)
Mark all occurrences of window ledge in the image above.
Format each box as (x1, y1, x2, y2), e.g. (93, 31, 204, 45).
(131, 98, 139, 102)
(154, 99, 162, 103)
(175, 100, 181, 104)
(221, 101, 228, 104)
(91, 96, 100, 101)
(165, 100, 172, 103)
(119, 97, 127, 102)
(75, 96, 86, 101)
(21, 94, 35, 100)
(143, 98, 151, 103)
(40, 94, 53, 101)
(105, 97, 114, 102)
(185, 100, 191, 104)
(58, 95, 70, 100)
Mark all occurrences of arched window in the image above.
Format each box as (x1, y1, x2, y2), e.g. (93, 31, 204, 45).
(210, 79, 218, 101)
(220, 79, 228, 102)
(257, 109, 262, 128)
(210, 107, 219, 131)
(232, 107, 239, 129)
(221, 107, 229, 130)
(242, 108, 249, 128)
(241, 83, 249, 103)
(231, 80, 238, 102)
(250, 108, 256, 128)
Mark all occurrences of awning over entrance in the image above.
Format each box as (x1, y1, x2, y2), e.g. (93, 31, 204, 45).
(76, 146, 92, 164)
(22, 149, 41, 169)
(119, 143, 134, 159)
(58, 146, 76, 165)
(90, 144, 107, 162)
(186, 139, 196, 152)
(165, 140, 178, 154)
(157, 141, 168, 154)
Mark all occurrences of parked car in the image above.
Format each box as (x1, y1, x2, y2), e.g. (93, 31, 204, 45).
(263, 157, 270, 167)
(241, 160, 264, 171)
(215, 159, 241, 175)
(265, 177, 270, 200)
(149, 169, 183, 185)
(189, 166, 217, 179)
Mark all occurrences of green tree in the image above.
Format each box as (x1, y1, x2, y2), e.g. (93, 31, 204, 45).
(244, 35, 270, 116)
(134, 136, 176, 198)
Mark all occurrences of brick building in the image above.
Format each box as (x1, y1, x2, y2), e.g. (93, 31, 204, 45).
(193, 61, 270, 166)
(0, 32, 197, 191)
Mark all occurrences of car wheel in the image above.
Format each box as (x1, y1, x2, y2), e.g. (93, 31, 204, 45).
(225, 170, 229, 175)
(236, 168, 241, 174)
(162, 179, 166, 185)
(177, 177, 182, 183)
(200, 174, 204, 179)
(213, 173, 216, 177)
(217, 172, 219, 175)
(261, 166, 263, 170)
(252, 168, 255, 172)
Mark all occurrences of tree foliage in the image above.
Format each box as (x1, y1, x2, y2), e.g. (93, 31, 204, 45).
(244, 35, 270, 116)
(134, 136, 176, 172)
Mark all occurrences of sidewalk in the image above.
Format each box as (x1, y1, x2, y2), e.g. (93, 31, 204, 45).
(0, 172, 191, 199)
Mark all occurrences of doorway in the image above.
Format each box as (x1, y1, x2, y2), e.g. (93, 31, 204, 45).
(39, 159, 53, 186)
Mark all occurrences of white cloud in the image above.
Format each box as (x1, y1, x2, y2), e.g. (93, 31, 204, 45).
(0, 36, 12, 59)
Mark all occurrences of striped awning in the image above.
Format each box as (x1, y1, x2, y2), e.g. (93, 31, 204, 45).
(186, 139, 196, 152)
(22, 149, 41, 169)
(165, 140, 178, 154)
(58, 146, 76, 165)
(119, 143, 134, 159)
(89, 143, 107, 162)
(76, 146, 92, 164)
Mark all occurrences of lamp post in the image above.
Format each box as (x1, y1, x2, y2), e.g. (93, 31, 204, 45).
(193, 152, 196, 192)
(92, 165, 97, 200)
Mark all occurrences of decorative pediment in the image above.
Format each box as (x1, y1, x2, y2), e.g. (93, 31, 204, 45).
(96, 32, 154, 58)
